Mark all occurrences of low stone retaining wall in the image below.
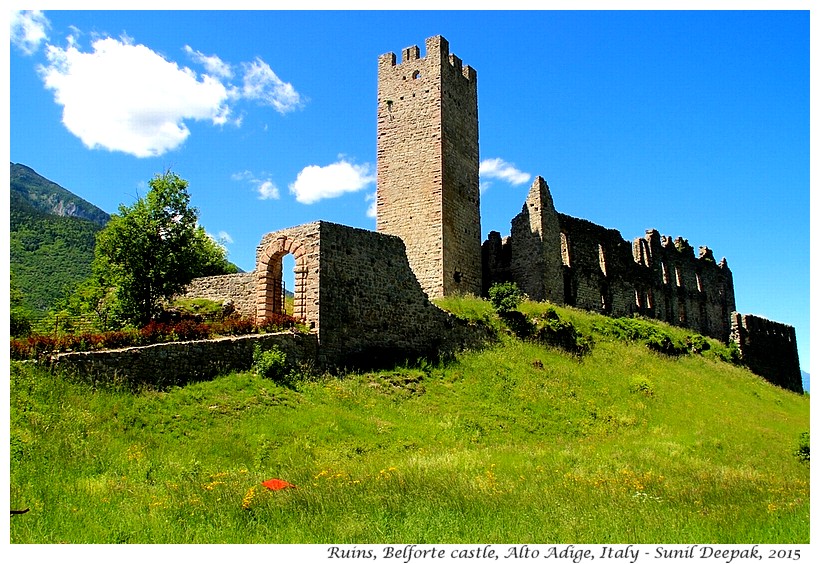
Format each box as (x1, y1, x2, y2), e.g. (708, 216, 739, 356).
(47, 332, 318, 388)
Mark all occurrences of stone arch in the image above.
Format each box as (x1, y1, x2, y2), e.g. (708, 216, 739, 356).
(256, 235, 309, 324)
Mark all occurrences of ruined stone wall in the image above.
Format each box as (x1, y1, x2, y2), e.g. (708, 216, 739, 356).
(730, 313, 803, 393)
(509, 177, 566, 304)
(376, 35, 481, 298)
(183, 272, 257, 317)
(47, 332, 318, 388)
(482, 180, 736, 341)
(313, 221, 489, 367)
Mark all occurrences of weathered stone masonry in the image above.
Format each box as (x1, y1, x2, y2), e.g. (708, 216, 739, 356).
(376, 36, 482, 299)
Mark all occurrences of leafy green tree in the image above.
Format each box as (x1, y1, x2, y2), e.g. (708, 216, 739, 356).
(10, 270, 32, 337)
(93, 170, 234, 327)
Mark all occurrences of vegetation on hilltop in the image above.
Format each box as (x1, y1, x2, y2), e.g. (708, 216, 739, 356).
(9, 295, 809, 544)
(9, 165, 239, 333)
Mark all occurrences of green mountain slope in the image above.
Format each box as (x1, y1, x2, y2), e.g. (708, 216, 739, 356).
(9, 301, 809, 543)
(10, 163, 109, 312)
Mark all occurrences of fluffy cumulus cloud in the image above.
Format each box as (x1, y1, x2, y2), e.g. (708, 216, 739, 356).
(38, 37, 233, 157)
(479, 158, 531, 191)
(289, 160, 375, 205)
(27, 13, 303, 158)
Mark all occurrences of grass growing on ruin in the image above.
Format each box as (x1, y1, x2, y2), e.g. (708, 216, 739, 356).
(10, 299, 809, 544)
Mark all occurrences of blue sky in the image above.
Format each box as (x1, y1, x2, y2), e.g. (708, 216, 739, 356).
(8, 9, 810, 372)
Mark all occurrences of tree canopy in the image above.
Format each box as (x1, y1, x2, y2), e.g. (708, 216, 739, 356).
(92, 171, 236, 327)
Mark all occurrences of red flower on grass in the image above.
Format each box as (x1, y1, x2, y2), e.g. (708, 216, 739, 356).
(262, 478, 296, 491)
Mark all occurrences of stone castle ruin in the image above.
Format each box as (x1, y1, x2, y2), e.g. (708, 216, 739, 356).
(185, 36, 802, 393)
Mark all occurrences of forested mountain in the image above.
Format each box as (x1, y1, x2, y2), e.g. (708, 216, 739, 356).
(10, 163, 109, 312)
(11, 163, 110, 226)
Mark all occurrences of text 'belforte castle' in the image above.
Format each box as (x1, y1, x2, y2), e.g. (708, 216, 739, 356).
(185, 36, 802, 393)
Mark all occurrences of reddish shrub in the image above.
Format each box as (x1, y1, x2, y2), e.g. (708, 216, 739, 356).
(170, 319, 211, 341)
(216, 315, 256, 336)
(100, 331, 136, 350)
(257, 313, 297, 333)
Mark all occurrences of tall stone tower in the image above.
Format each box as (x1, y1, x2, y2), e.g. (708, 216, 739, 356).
(376, 36, 481, 298)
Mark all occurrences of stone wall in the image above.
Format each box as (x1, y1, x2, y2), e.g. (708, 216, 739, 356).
(183, 272, 257, 317)
(312, 221, 491, 368)
(730, 313, 803, 393)
(483, 178, 736, 341)
(47, 332, 318, 388)
(376, 35, 481, 298)
(187, 221, 493, 372)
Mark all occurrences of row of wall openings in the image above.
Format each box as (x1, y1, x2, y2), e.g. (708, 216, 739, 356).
(635, 288, 654, 309)
(661, 261, 683, 288)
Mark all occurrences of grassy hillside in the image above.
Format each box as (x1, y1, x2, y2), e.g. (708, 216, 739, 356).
(9, 300, 809, 543)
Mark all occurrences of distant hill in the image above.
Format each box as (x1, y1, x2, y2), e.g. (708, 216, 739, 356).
(10, 163, 109, 313)
(11, 163, 110, 226)
(801, 370, 810, 393)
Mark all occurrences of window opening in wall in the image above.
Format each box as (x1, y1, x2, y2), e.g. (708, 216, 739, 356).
(412, 70, 421, 79)
(560, 232, 571, 267)
(598, 244, 607, 277)
(453, 271, 463, 284)
(282, 253, 295, 316)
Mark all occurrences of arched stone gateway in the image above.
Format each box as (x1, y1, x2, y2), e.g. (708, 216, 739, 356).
(255, 224, 321, 330)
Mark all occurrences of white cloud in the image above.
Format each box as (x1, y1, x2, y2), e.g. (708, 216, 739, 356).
(257, 180, 280, 200)
(289, 160, 375, 205)
(479, 158, 531, 187)
(241, 58, 302, 114)
(365, 192, 377, 219)
(217, 231, 234, 244)
(29, 23, 302, 158)
(184, 45, 233, 79)
(11, 10, 50, 55)
(38, 36, 233, 157)
(232, 170, 280, 200)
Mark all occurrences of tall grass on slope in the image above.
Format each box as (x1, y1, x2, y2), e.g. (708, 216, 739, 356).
(10, 323, 808, 544)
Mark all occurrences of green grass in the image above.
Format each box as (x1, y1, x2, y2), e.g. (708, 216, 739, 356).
(10, 298, 809, 543)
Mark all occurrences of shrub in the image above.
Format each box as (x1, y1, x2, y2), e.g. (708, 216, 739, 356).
(216, 315, 256, 336)
(257, 313, 298, 333)
(629, 377, 655, 397)
(170, 319, 211, 341)
(795, 431, 810, 463)
(488, 282, 523, 313)
(252, 344, 294, 386)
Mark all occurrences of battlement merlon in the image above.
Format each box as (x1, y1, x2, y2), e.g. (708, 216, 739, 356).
(377, 35, 476, 81)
